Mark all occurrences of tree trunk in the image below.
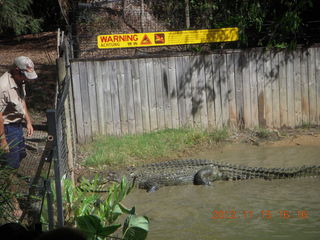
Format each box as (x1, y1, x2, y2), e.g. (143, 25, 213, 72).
(185, 0, 190, 28)
(141, 0, 145, 32)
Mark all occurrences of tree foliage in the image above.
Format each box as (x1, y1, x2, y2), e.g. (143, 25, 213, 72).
(148, 0, 319, 48)
(0, 0, 42, 35)
(0, 0, 63, 36)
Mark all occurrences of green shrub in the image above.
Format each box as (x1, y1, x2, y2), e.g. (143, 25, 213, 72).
(61, 176, 149, 240)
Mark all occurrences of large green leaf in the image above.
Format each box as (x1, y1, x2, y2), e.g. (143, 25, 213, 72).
(118, 203, 136, 215)
(76, 215, 102, 238)
(76, 215, 121, 239)
(98, 224, 121, 237)
(123, 215, 149, 240)
(108, 204, 122, 223)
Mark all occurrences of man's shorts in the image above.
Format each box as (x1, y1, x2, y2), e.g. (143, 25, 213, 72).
(1, 123, 27, 169)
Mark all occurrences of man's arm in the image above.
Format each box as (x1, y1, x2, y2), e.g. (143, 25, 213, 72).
(23, 100, 33, 137)
(0, 112, 9, 152)
(0, 90, 9, 151)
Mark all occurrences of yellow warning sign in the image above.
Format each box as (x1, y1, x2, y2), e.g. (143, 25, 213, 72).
(140, 34, 152, 45)
(97, 27, 238, 49)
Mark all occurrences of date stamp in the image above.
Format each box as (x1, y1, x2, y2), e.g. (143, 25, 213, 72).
(210, 210, 310, 220)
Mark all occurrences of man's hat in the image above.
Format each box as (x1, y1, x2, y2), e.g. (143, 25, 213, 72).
(14, 56, 38, 80)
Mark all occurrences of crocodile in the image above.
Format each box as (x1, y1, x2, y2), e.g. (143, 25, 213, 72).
(106, 159, 320, 192)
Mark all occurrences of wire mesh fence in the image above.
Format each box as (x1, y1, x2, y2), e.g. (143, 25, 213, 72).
(71, 0, 239, 59)
(0, 119, 51, 227)
(70, 0, 320, 59)
(46, 29, 78, 227)
(53, 28, 77, 181)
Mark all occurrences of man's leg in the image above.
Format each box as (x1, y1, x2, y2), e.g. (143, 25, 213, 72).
(3, 124, 26, 218)
(17, 125, 27, 162)
(4, 124, 26, 169)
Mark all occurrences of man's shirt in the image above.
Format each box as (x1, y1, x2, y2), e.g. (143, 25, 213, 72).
(0, 72, 26, 124)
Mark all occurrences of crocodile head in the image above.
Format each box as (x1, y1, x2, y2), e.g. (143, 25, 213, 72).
(105, 166, 137, 183)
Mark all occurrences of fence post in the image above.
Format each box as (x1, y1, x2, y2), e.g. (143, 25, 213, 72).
(45, 179, 54, 230)
(62, 38, 76, 182)
(46, 109, 64, 227)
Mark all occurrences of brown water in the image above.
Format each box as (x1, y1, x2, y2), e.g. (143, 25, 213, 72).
(123, 143, 320, 240)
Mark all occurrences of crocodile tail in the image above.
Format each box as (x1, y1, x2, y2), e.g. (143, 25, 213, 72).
(264, 165, 320, 179)
(219, 165, 320, 180)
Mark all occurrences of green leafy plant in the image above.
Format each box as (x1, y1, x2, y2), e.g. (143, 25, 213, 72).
(61, 176, 149, 240)
(0, 167, 23, 223)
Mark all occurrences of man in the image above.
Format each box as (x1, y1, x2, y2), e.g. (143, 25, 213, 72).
(0, 56, 37, 169)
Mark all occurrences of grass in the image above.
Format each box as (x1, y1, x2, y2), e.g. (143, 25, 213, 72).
(80, 128, 228, 168)
(254, 127, 272, 139)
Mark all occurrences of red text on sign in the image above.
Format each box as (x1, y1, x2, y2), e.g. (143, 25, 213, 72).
(100, 35, 139, 43)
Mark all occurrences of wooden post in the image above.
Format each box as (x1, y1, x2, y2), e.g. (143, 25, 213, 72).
(46, 109, 64, 228)
(185, 0, 190, 29)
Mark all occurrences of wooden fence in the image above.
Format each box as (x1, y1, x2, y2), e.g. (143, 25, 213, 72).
(70, 47, 320, 143)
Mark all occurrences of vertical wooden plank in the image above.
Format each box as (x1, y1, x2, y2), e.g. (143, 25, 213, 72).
(101, 61, 114, 135)
(70, 62, 85, 142)
(94, 61, 105, 135)
(57, 57, 66, 82)
(123, 59, 135, 134)
(66, 66, 77, 173)
(293, 49, 302, 127)
(175, 56, 186, 127)
(278, 51, 288, 127)
(212, 54, 223, 128)
(131, 59, 143, 133)
(86, 61, 99, 137)
(110, 61, 121, 135)
(316, 47, 320, 125)
(146, 58, 158, 130)
(220, 54, 229, 127)
(242, 51, 252, 128)
(308, 47, 317, 124)
(184, 56, 193, 127)
(192, 55, 208, 128)
(300, 49, 310, 125)
(256, 49, 266, 127)
(64, 83, 75, 181)
(204, 54, 216, 128)
(264, 50, 273, 128)
(199, 56, 208, 129)
(286, 51, 295, 128)
(79, 61, 92, 142)
(271, 51, 280, 128)
(190, 55, 201, 127)
(234, 51, 244, 128)
(226, 52, 237, 128)
(161, 57, 173, 128)
(153, 58, 165, 130)
(138, 58, 151, 132)
(117, 60, 129, 134)
(168, 57, 179, 129)
(250, 50, 259, 127)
